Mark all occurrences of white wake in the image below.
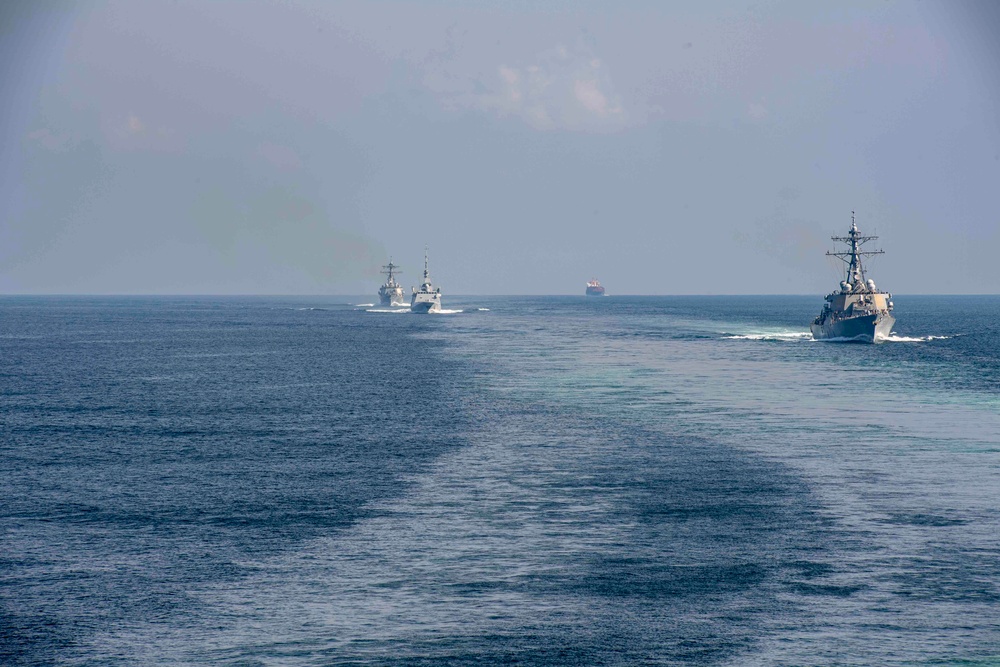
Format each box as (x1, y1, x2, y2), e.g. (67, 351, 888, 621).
(881, 334, 952, 343)
(723, 331, 813, 342)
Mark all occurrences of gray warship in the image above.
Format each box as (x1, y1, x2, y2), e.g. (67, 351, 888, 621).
(811, 213, 895, 342)
(410, 250, 441, 313)
(378, 260, 406, 307)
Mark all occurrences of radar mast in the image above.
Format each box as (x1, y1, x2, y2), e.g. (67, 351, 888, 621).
(826, 211, 884, 290)
(381, 259, 402, 283)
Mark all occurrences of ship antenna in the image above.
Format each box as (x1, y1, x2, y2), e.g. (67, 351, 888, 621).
(381, 258, 402, 279)
(826, 211, 884, 290)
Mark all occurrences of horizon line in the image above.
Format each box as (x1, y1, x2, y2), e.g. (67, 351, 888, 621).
(2, 293, 999, 298)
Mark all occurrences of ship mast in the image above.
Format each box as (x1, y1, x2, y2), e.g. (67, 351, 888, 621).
(421, 247, 431, 288)
(827, 211, 884, 289)
(381, 259, 401, 283)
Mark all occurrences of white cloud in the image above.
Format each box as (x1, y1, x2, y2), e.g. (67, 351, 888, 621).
(747, 102, 768, 119)
(127, 114, 144, 134)
(497, 65, 523, 105)
(498, 66, 519, 86)
(575, 79, 615, 117)
(479, 40, 626, 131)
(414, 30, 629, 132)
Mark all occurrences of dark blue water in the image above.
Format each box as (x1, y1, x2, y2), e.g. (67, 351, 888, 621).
(3, 295, 999, 665)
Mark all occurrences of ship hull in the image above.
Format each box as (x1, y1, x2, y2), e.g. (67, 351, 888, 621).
(811, 313, 894, 343)
(378, 287, 406, 307)
(379, 295, 406, 307)
(585, 287, 605, 296)
(410, 294, 441, 313)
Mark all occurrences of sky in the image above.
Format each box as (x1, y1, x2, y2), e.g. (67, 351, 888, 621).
(1, 0, 998, 295)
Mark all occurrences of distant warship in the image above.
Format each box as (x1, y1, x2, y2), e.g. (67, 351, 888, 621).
(811, 213, 895, 343)
(586, 279, 606, 296)
(378, 260, 406, 307)
(410, 250, 441, 313)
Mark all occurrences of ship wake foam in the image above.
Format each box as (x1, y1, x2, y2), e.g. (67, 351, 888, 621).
(364, 307, 465, 314)
(881, 334, 952, 343)
(722, 331, 813, 342)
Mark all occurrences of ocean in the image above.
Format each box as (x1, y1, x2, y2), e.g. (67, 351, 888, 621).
(2, 295, 999, 666)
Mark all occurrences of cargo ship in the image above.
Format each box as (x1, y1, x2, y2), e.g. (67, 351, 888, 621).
(585, 279, 606, 296)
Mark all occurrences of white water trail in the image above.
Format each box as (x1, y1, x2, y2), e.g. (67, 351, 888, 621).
(722, 331, 813, 342)
(882, 334, 952, 343)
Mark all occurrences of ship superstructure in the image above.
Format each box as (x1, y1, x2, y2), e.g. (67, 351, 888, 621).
(410, 250, 442, 313)
(811, 213, 895, 342)
(378, 260, 406, 306)
(586, 279, 606, 296)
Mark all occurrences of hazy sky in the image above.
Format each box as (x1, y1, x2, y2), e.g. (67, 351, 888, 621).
(2, 0, 998, 295)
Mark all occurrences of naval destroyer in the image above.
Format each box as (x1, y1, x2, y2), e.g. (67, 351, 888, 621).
(410, 251, 442, 313)
(811, 213, 895, 342)
(378, 260, 406, 306)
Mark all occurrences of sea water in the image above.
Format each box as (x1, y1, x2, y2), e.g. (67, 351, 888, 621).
(2, 295, 999, 665)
